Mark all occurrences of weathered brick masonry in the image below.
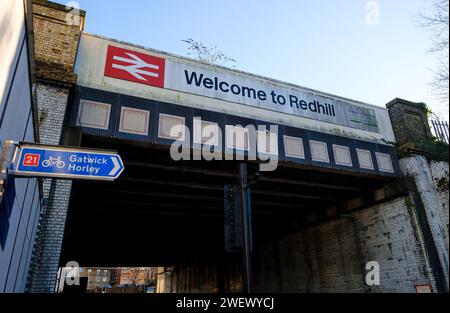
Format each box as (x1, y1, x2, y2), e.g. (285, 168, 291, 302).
(26, 0, 84, 292)
(158, 194, 439, 293)
(31, 0, 82, 85)
(430, 161, 449, 250)
(253, 197, 436, 292)
(387, 99, 449, 291)
(399, 156, 449, 290)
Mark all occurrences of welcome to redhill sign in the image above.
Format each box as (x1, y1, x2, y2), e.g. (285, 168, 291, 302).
(103, 45, 380, 133)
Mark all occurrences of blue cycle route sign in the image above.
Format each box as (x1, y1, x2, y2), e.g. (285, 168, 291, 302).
(13, 144, 125, 181)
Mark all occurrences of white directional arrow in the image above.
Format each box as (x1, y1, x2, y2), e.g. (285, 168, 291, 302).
(112, 53, 159, 81)
(109, 156, 121, 176)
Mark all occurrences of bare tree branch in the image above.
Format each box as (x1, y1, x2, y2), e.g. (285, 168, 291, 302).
(182, 38, 236, 67)
(416, 0, 449, 107)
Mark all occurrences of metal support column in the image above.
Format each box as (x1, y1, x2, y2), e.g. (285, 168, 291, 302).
(239, 162, 253, 293)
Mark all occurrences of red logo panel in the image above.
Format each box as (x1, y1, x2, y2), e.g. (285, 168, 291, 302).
(23, 153, 40, 167)
(104, 45, 165, 88)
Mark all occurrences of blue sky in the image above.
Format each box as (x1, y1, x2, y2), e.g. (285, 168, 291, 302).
(56, 0, 447, 118)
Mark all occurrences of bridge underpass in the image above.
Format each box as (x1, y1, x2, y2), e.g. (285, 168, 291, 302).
(59, 135, 393, 291)
(18, 8, 444, 293)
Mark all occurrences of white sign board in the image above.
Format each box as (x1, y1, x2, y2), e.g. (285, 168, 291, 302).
(74, 34, 396, 143)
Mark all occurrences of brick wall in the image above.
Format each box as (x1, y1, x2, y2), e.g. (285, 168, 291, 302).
(399, 156, 449, 290)
(254, 196, 436, 292)
(35, 84, 69, 145)
(27, 180, 72, 292)
(386, 98, 449, 292)
(26, 1, 83, 293)
(26, 83, 73, 292)
(430, 161, 449, 250)
(157, 261, 243, 293)
(386, 99, 433, 148)
(32, 0, 84, 85)
(160, 196, 437, 293)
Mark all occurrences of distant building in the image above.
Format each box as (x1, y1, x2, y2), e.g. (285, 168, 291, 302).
(113, 267, 157, 287)
(55, 267, 157, 293)
(82, 267, 113, 291)
(56, 267, 114, 293)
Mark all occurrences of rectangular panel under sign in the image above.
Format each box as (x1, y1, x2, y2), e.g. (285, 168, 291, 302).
(119, 106, 149, 136)
(77, 100, 111, 130)
(284, 136, 305, 159)
(310, 140, 329, 163)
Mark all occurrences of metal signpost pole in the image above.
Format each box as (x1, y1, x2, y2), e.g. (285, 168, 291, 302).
(239, 162, 253, 293)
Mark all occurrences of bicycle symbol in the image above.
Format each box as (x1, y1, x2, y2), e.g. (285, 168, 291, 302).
(42, 156, 66, 168)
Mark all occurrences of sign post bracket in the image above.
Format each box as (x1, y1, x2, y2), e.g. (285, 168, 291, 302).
(0, 140, 19, 203)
